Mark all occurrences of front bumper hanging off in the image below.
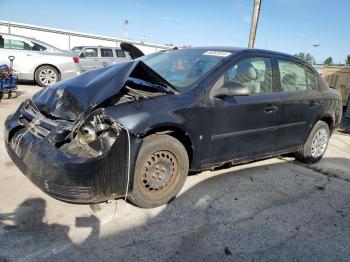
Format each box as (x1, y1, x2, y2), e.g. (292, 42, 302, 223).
(4, 100, 137, 204)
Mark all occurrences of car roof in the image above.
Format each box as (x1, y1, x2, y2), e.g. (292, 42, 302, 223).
(71, 46, 122, 49)
(188, 46, 305, 63)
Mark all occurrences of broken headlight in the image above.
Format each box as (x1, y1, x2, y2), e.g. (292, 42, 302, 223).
(60, 114, 121, 158)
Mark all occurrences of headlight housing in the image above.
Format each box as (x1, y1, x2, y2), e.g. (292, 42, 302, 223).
(59, 112, 121, 158)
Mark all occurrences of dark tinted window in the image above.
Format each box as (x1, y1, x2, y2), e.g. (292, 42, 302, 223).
(278, 59, 317, 92)
(221, 57, 273, 94)
(116, 49, 126, 57)
(101, 48, 113, 57)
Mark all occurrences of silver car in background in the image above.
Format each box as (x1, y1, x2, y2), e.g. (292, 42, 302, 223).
(0, 33, 82, 87)
(71, 46, 130, 71)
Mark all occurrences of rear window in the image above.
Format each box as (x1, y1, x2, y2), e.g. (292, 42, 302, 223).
(101, 48, 113, 57)
(115, 49, 126, 57)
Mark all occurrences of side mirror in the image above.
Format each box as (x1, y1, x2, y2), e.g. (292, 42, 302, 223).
(214, 81, 250, 98)
(79, 53, 85, 58)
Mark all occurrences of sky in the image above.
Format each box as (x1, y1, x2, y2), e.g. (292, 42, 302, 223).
(0, 0, 349, 63)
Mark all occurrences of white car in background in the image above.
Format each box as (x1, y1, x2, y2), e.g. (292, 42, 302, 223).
(0, 33, 82, 87)
(71, 46, 130, 71)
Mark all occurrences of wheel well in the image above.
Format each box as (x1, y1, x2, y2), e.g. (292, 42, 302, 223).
(34, 64, 61, 81)
(143, 126, 193, 166)
(320, 116, 334, 132)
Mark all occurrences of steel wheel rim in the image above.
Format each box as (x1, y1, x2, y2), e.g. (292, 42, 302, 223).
(311, 128, 328, 158)
(140, 150, 179, 193)
(39, 69, 57, 85)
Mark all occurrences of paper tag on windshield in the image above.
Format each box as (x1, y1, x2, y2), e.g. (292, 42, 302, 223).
(203, 51, 231, 57)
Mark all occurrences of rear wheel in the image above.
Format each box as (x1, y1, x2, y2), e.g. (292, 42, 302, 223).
(295, 121, 330, 163)
(35, 65, 60, 87)
(129, 134, 189, 208)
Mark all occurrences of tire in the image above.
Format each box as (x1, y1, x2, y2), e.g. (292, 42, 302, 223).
(129, 134, 189, 208)
(295, 121, 330, 163)
(35, 65, 60, 87)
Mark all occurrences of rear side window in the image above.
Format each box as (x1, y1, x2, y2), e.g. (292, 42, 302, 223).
(278, 59, 317, 92)
(115, 49, 126, 57)
(101, 48, 113, 57)
(82, 48, 98, 58)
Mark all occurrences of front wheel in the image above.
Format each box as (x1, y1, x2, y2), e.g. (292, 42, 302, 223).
(129, 134, 189, 208)
(295, 121, 330, 163)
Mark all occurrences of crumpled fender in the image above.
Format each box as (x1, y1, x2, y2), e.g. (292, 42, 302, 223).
(102, 93, 195, 136)
(32, 62, 137, 121)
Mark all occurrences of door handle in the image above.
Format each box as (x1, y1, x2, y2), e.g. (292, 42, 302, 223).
(309, 100, 318, 108)
(264, 105, 278, 113)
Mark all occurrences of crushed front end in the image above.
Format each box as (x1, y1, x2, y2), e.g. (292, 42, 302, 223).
(4, 100, 131, 203)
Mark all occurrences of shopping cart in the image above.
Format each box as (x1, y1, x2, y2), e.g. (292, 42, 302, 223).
(0, 56, 17, 101)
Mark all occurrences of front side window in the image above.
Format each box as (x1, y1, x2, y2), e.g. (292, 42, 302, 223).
(82, 48, 98, 58)
(101, 48, 113, 57)
(278, 59, 317, 92)
(219, 57, 273, 94)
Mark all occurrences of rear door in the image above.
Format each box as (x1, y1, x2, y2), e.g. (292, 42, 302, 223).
(78, 47, 100, 70)
(275, 57, 321, 150)
(204, 54, 281, 165)
(100, 48, 114, 67)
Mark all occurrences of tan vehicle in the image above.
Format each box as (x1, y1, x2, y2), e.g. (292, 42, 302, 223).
(322, 66, 350, 106)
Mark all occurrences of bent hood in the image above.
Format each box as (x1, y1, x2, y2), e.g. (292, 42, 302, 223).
(33, 62, 135, 121)
(32, 61, 173, 121)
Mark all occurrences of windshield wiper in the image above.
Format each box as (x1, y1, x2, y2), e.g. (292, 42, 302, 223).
(157, 82, 179, 94)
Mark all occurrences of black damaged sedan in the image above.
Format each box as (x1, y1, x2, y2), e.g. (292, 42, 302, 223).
(5, 47, 342, 208)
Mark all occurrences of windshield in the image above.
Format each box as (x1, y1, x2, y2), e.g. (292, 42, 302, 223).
(138, 49, 232, 92)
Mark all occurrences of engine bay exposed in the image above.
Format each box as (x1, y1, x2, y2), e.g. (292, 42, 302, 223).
(21, 61, 176, 158)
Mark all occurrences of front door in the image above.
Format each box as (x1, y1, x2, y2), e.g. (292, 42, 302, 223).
(204, 55, 281, 165)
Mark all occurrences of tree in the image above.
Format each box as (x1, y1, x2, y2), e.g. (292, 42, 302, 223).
(324, 56, 333, 65)
(305, 53, 314, 64)
(295, 52, 306, 60)
(295, 52, 314, 64)
(345, 55, 350, 65)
